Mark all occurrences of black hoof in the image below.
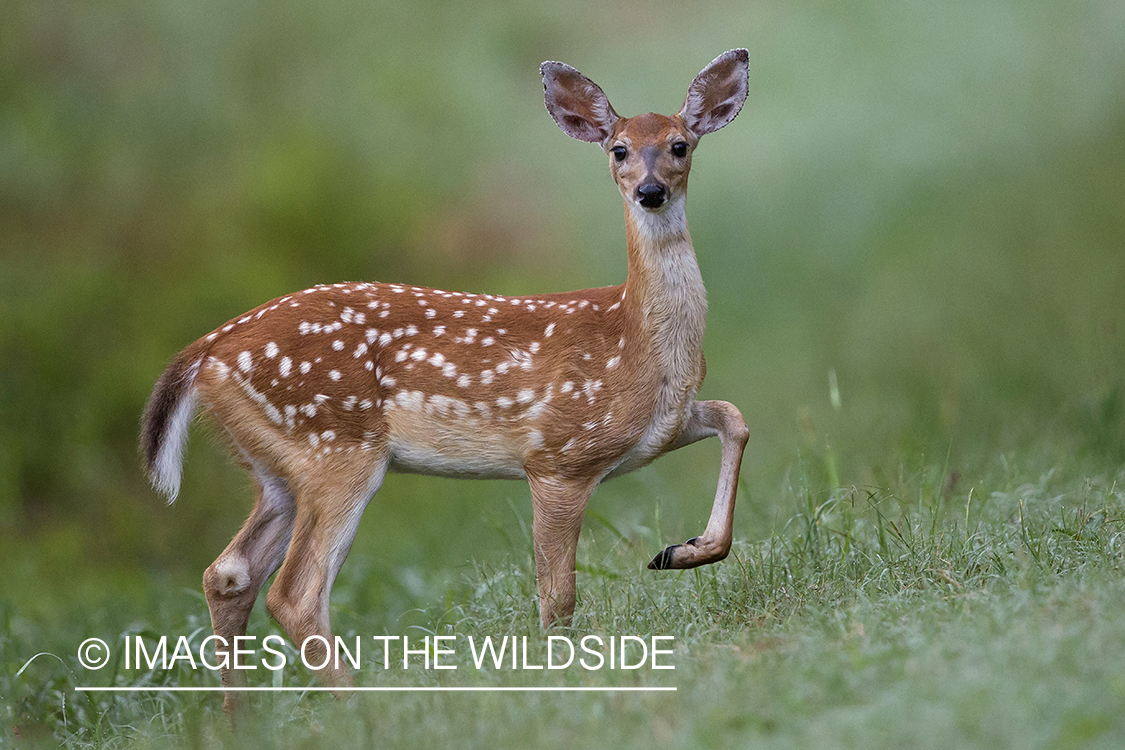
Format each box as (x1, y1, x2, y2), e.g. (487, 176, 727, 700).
(648, 545, 679, 570)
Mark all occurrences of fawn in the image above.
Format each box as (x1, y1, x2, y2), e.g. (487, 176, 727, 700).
(142, 49, 750, 704)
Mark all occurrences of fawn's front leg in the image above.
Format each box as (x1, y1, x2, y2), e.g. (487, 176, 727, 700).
(649, 399, 749, 570)
(528, 474, 598, 627)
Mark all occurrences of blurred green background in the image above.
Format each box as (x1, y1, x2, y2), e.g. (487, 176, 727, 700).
(1, 0, 1123, 622)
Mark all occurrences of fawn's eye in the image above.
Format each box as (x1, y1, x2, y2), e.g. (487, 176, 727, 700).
(611, 146, 627, 161)
(672, 141, 688, 158)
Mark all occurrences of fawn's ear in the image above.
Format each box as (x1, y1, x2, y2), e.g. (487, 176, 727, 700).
(541, 61, 619, 144)
(679, 49, 749, 138)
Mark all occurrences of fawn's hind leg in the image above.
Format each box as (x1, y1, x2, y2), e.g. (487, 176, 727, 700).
(265, 447, 389, 688)
(203, 465, 296, 715)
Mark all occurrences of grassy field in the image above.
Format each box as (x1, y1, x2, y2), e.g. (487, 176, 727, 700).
(3, 0, 1125, 747)
(6, 452, 1125, 748)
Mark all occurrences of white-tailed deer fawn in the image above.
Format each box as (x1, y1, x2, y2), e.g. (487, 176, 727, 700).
(142, 49, 749, 706)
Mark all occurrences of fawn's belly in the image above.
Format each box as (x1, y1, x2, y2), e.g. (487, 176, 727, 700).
(383, 394, 529, 479)
(381, 383, 695, 483)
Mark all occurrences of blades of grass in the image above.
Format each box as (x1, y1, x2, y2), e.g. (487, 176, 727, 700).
(575, 562, 622, 580)
(584, 508, 630, 546)
(872, 491, 889, 557)
(964, 487, 974, 543)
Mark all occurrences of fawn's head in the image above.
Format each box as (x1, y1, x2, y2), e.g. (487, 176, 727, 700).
(541, 50, 748, 213)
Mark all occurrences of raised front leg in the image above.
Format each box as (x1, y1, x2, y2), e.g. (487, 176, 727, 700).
(528, 475, 598, 627)
(649, 400, 749, 570)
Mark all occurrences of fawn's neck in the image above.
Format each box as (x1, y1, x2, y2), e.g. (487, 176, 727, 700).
(622, 196, 708, 384)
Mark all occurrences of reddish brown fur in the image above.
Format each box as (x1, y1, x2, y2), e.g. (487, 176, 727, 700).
(192, 282, 653, 479)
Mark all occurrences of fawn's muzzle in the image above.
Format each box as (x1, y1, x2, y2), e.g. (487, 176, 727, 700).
(636, 183, 667, 209)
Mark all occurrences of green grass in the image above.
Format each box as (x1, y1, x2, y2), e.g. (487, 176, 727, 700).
(6, 449, 1125, 748)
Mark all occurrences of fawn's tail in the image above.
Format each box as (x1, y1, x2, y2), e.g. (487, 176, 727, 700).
(141, 350, 204, 502)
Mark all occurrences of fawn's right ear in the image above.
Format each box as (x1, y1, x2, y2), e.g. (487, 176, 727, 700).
(541, 61, 619, 144)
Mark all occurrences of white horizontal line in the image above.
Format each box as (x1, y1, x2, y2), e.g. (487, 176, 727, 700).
(76, 686, 675, 693)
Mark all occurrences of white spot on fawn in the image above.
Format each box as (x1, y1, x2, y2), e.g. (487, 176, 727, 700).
(237, 351, 253, 372)
(264, 342, 279, 359)
(396, 391, 424, 412)
(279, 357, 292, 378)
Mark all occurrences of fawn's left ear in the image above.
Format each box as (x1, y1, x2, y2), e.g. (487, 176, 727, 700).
(679, 49, 749, 138)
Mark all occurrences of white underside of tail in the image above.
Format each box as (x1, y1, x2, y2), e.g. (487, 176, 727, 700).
(153, 359, 201, 503)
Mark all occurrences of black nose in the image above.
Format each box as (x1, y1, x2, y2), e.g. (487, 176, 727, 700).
(636, 183, 667, 209)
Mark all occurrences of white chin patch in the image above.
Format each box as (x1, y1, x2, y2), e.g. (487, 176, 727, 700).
(631, 196, 687, 237)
